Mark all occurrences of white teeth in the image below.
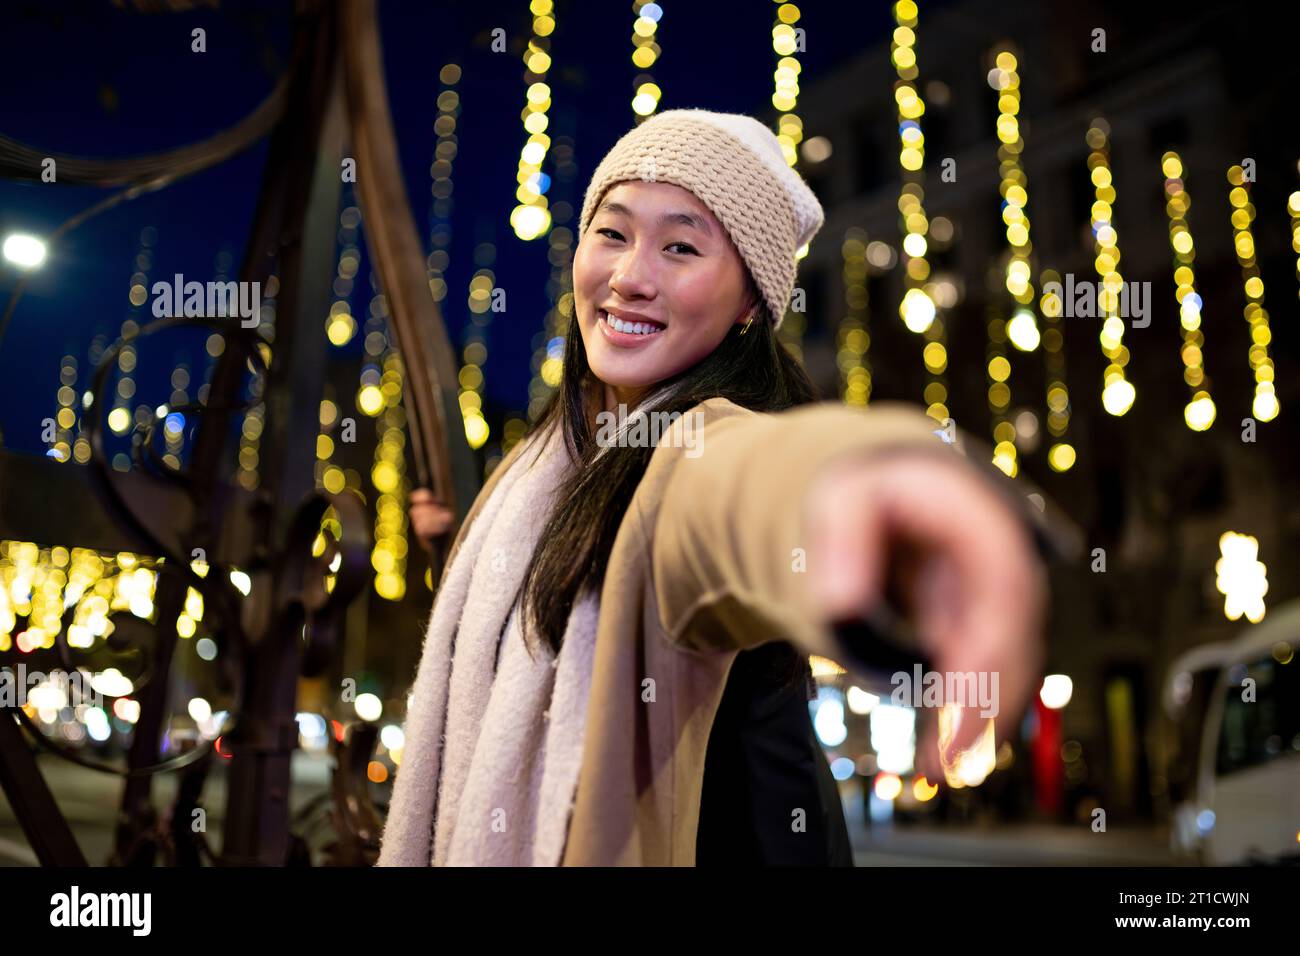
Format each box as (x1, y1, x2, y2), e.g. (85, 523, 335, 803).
(604, 311, 661, 336)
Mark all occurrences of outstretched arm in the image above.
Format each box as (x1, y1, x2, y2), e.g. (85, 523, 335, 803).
(650, 399, 1047, 782)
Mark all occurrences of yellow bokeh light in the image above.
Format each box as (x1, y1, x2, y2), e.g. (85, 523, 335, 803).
(1252, 389, 1279, 422)
(107, 407, 132, 435)
(873, 772, 902, 801)
(1101, 377, 1136, 416)
(357, 385, 384, 417)
(374, 571, 405, 602)
(913, 776, 938, 801)
(1216, 531, 1267, 623)
(322, 466, 346, 495)
(464, 413, 489, 450)
(1006, 310, 1040, 351)
(922, 341, 947, 373)
(1184, 393, 1216, 431)
(900, 288, 935, 333)
(1047, 443, 1076, 472)
(510, 203, 551, 241)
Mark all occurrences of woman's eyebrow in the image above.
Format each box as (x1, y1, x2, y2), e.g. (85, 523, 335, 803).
(597, 200, 714, 237)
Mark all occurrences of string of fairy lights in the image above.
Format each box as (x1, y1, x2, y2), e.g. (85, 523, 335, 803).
(75, 332, 116, 465)
(459, 268, 494, 452)
(234, 377, 265, 491)
(317, 198, 362, 500)
(168, 250, 230, 473)
(1086, 119, 1136, 419)
(525, 234, 570, 424)
(161, 363, 190, 468)
(233, 277, 276, 483)
(837, 227, 871, 406)
(1039, 270, 1075, 473)
(987, 48, 1038, 477)
(1227, 163, 1279, 423)
(49, 353, 77, 464)
(428, 62, 461, 315)
(104, 231, 156, 458)
(356, 273, 414, 602)
(508, 0, 556, 242)
(523, 139, 580, 430)
(1161, 151, 1215, 432)
(891, 0, 947, 423)
(771, 1, 806, 169)
(418, 61, 501, 469)
(993, 51, 1040, 358)
(368, 345, 411, 603)
(630, 2, 663, 119)
(228, 246, 275, 494)
(427, 62, 495, 459)
(71, 346, 94, 465)
(985, 302, 1014, 476)
(770, 4, 812, 358)
(1290, 187, 1300, 305)
(325, 203, 362, 349)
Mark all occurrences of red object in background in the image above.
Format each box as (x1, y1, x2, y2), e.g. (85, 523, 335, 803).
(1032, 696, 1062, 818)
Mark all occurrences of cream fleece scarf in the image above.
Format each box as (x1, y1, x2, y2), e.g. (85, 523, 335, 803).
(376, 417, 600, 866)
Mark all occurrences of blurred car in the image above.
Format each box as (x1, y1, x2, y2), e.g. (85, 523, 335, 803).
(1163, 600, 1300, 864)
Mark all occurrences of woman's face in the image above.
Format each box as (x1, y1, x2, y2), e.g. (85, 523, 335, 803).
(573, 180, 756, 406)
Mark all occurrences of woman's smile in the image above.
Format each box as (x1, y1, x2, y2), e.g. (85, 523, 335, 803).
(597, 307, 667, 348)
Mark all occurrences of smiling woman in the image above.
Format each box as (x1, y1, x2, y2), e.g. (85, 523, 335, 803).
(387, 109, 1047, 867)
(576, 180, 760, 409)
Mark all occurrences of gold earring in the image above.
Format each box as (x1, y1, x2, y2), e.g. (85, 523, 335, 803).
(738, 312, 755, 335)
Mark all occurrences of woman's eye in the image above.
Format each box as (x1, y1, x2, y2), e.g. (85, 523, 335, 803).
(596, 228, 696, 256)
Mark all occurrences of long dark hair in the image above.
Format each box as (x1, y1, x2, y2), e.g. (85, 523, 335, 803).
(517, 284, 819, 656)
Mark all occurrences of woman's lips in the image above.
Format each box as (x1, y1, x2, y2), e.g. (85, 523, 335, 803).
(598, 310, 665, 348)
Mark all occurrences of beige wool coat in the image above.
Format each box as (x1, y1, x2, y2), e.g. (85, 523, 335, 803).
(394, 396, 990, 865)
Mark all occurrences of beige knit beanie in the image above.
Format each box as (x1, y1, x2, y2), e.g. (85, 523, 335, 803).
(578, 108, 825, 331)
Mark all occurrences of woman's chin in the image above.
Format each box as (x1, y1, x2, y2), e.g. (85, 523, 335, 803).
(589, 361, 661, 396)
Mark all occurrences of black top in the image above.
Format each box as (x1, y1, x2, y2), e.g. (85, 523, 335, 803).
(695, 641, 854, 866)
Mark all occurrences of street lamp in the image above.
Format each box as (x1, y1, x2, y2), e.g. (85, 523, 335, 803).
(2, 233, 48, 269)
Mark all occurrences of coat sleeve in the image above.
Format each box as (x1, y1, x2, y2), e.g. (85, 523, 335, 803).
(649, 399, 997, 672)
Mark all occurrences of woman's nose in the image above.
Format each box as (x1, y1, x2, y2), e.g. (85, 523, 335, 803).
(609, 252, 657, 300)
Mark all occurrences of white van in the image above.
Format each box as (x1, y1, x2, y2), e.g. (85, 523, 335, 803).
(1163, 600, 1300, 864)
